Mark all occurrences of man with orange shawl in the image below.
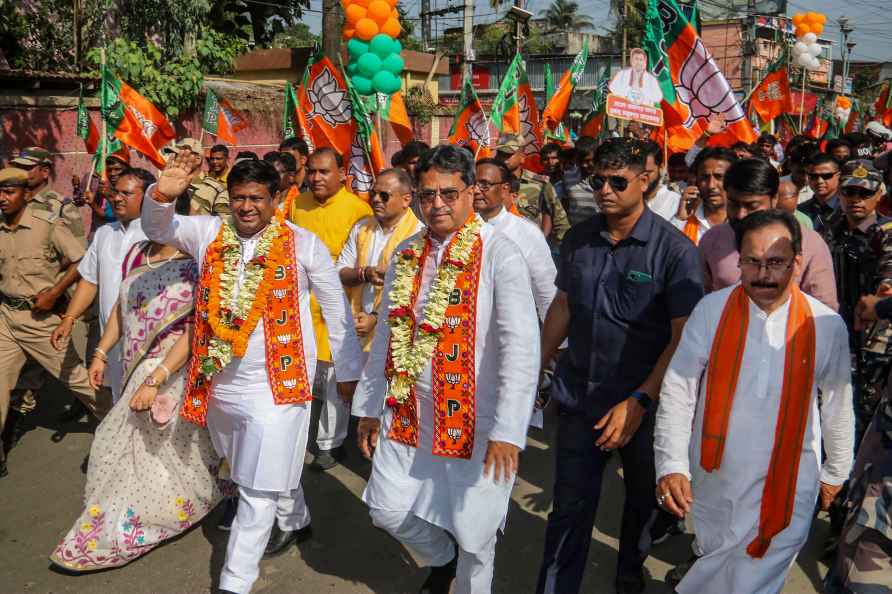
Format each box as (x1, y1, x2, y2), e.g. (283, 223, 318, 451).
(656, 209, 855, 593)
(336, 167, 423, 354)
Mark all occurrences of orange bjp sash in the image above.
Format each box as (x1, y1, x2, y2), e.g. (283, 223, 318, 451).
(386, 233, 483, 459)
(683, 215, 700, 245)
(700, 284, 816, 558)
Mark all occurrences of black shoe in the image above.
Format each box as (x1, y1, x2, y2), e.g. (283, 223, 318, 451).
(58, 400, 88, 424)
(310, 448, 342, 471)
(615, 568, 646, 594)
(419, 549, 457, 594)
(2, 409, 22, 454)
(650, 511, 685, 546)
(217, 497, 239, 531)
(665, 555, 698, 589)
(262, 524, 313, 558)
(0, 458, 7, 478)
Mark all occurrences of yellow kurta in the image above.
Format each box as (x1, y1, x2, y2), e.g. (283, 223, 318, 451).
(290, 187, 372, 361)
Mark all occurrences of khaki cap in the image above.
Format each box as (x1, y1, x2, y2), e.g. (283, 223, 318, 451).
(0, 167, 29, 187)
(162, 138, 203, 156)
(10, 146, 52, 167)
(494, 134, 525, 153)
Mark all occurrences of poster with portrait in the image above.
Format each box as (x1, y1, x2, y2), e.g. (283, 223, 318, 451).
(607, 48, 664, 127)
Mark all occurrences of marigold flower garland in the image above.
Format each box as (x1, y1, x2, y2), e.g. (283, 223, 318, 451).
(201, 215, 289, 377)
(385, 216, 482, 407)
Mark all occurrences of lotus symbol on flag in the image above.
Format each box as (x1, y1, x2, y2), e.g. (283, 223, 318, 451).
(445, 373, 461, 386)
(307, 68, 352, 127)
(283, 379, 297, 390)
(348, 138, 374, 193)
(675, 38, 745, 127)
(447, 427, 462, 442)
(468, 111, 491, 149)
(518, 94, 538, 155)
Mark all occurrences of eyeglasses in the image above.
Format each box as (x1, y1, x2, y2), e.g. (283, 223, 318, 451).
(590, 174, 633, 193)
(739, 257, 793, 273)
(418, 188, 463, 204)
(476, 180, 507, 192)
(369, 190, 397, 203)
(807, 171, 838, 181)
(840, 186, 876, 200)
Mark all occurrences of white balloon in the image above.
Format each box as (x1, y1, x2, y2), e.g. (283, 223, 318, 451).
(808, 43, 822, 57)
(797, 53, 811, 67)
(803, 32, 817, 44)
(794, 41, 808, 56)
(809, 56, 821, 70)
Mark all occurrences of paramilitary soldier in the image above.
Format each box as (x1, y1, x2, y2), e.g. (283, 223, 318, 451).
(0, 168, 103, 478)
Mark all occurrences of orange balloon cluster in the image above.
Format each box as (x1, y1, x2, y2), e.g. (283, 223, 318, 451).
(791, 11, 826, 38)
(343, 0, 401, 41)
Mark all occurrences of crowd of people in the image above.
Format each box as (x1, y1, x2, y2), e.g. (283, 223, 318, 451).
(1, 116, 892, 594)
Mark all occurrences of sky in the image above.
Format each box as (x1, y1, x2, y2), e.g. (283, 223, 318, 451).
(300, 0, 892, 63)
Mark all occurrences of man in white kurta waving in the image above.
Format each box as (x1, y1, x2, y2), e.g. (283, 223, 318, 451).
(352, 145, 540, 594)
(656, 208, 855, 593)
(142, 155, 363, 594)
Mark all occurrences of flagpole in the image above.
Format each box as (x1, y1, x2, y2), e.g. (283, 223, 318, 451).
(798, 69, 807, 133)
(198, 127, 205, 149)
(82, 82, 95, 194)
(98, 47, 108, 184)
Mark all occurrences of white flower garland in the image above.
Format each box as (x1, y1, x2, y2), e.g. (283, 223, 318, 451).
(386, 217, 482, 406)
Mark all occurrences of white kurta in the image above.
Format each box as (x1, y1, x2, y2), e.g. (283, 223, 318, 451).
(336, 216, 424, 314)
(647, 185, 682, 222)
(141, 194, 363, 493)
(485, 208, 556, 321)
(656, 286, 855, 594)
(77, 218, 147, 399)
(352, 222, 540, 554)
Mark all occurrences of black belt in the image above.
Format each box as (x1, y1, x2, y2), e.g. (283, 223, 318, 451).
(0, 294, 32, 311)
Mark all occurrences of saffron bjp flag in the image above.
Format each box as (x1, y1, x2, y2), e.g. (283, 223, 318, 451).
(76, 88, 100, 155)
(100, 65, 175, 168)
(284, 81, 315, 150)
(643, 0, 756, 149)
(580, 69, 610, 138)
(542, 40, 589, 134)
(876, 81, 892, 127)
(203, 88, 248, 145)
(345, 78, 385, 195)
(297, 51, 356, 160)
(543, 64, 571, 144)
(518, 61, 545, 171)
(378, 92, 414, 146)
(490, 54, 523, 134)
(749, 53, 793, 123)
(449, 78, 492, 157)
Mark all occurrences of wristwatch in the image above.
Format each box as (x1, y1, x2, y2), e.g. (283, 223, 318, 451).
(630, 390, 653, 412)
(143, 375, 161, 388)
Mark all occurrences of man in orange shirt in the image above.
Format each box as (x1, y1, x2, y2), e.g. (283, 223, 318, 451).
(290, 147, 372, 470)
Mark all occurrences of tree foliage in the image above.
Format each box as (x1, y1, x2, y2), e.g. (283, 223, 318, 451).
(539, 0, 594, 33)
(607, 0, 646, 51)
(272, 22, 319, 48)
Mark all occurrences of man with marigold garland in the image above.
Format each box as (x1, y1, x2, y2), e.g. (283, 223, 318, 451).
(353, 145, 540, 594)
(142, 155, 363, 594)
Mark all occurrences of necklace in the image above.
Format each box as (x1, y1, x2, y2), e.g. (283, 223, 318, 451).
(145, 244, 180, 269)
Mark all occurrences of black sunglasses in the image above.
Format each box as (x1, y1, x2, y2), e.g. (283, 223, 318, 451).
(369, 190, 398, 202)
(841, 186, 876, 199)
(807, 171, 838, 181)
(591, 174, 634, 193)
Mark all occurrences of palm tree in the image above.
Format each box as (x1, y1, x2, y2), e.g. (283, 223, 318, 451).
(539, 0, 594, 33)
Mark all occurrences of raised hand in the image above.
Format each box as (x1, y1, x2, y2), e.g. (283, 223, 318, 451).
(156, 150, 203, 201)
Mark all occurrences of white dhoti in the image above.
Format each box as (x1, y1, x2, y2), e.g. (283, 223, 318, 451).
(314, 360, 349, 451)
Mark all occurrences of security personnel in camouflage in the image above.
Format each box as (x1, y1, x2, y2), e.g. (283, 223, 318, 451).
(494, 134, 570, 247)
(161, 138, 229, 216)
(825, 160, 892, 442)
(825, 293, 892, 594)
(10, 147, 86, 242)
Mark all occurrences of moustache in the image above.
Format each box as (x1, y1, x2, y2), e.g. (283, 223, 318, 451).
(751, 281, 779, 289)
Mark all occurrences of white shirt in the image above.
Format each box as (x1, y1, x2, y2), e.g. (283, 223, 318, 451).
(77, 218, 147, 398)
(486, 208, 556, 321)
(647, 185, 682, 222)
(655, 287, 854, 593)
(353, 222, 540, 554)
(336, 216, 424, 314)
(142, 192, 364, 491)
(672, 204, 712, 243)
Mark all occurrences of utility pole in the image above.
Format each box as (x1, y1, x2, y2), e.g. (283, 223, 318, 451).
(515, 0, 524, 55)
(839, 16, 854, 94)
(420, 0, 431, 49)
(741, 0, 756, 96)
(463, 0, 473, 80)
(322, 0, 342, 64)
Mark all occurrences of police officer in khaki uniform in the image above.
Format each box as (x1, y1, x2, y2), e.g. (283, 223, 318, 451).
(494, 134, 570, 247)
(11, 147, 86, 242)
(161, 138, 229, 216)
(0, 168, 102, 478)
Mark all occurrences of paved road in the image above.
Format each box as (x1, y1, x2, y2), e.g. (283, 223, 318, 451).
(1, 385, 829, 594)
